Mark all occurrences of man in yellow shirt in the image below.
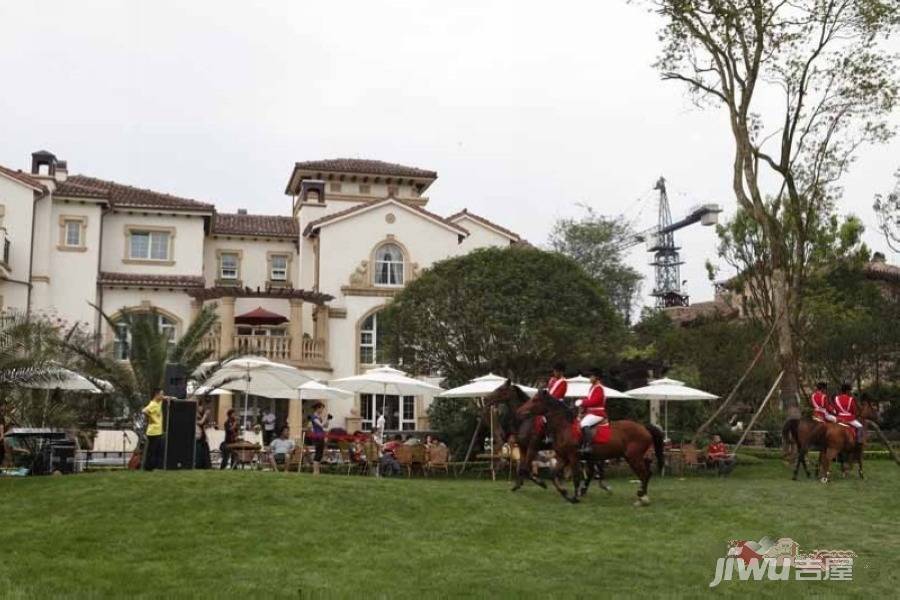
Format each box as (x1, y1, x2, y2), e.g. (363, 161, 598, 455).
(142, 389, 166, 471)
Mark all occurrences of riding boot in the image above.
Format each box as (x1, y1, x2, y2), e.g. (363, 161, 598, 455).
(580, 427, 593, 454)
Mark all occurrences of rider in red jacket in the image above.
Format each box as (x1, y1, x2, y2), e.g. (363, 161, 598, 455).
(546, 362, 567, 401)
(575, 369, 606, 452)
(811, 381, 836, 423)
(833, 383, 863, 443)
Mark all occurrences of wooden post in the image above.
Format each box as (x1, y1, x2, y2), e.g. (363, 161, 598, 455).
(733, 371, 784, 454)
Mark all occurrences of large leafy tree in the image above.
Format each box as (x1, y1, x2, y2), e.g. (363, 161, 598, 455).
(640, 0, 900, 414)
(874, 171, 900, 252)
(549, 207, 643, 323)
(382, 246, 626, 386)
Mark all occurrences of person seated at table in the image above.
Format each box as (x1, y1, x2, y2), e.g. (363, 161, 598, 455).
(379, 434, 403, 476)
(350, 438, 367, 468)
(531, 450, 556, 477)
(268, 426, 295, 472)
(705, 435, 736, 476)
(403, 434, 422, 446)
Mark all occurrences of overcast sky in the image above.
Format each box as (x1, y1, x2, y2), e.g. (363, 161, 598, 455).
(2, 1, 897, 307)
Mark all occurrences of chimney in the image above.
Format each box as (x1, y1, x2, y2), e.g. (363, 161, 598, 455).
(31, 150, 57, 176)
(54, 160, 68, 183)
(237, 208, 248, 215)
(300, 179, 326, 204)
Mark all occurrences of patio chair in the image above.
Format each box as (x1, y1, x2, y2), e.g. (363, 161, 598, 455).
(409, 444, 426, 476)
(424, 445, 451, 477)
(394, 444, 414, 477)
(336, 441, 359, 475)
(680, 444, 706, 473)
(363, 441, 380, 476)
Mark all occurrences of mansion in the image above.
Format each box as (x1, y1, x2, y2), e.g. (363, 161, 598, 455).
(0, 151, 521, 434)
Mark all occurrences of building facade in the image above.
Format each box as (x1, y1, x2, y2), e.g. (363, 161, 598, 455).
(0, 152, 521, 434)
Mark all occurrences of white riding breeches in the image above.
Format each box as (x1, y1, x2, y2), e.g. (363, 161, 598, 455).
(824, 413, 837, 423)
(848, 419, 862, 428)
(580, 414, 605, 428)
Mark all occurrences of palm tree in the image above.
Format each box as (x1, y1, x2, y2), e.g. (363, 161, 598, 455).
(0, 313, 62, 389)
(69, 303, 229, 420)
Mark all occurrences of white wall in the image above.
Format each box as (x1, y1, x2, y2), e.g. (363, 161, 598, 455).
(101, 212, 206, 276)
(453, 215, 515, 253)
(0, 174, 36, 312)
(203, 236, 296, 289)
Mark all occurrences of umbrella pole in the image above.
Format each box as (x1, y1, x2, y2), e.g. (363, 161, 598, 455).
(489, 402, 495, 481)
(460, 416, 483, 475)
(664, 401, 668, 440)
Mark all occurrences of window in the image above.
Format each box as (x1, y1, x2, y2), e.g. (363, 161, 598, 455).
(64, 220, 82, 247)
(113, 313, 176, 360)
(359, 312, 378, 365)
(374, 243, 404, 286)
(358, 183, 371, 194)
(270, 255, 288, 282)
(329, 182, 342, 193)
(360, 394, 416, 431)
(130, 230, 170, 261)
(219, 252, 239, 280)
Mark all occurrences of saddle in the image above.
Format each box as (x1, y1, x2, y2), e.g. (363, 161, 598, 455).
(574, 421, 612, 445)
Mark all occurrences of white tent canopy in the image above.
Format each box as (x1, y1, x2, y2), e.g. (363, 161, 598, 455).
(298, 380, 353, 402)
(564, 375, 632, 400)
(437, 373, 537, 399)
(331, 366, 442, 397)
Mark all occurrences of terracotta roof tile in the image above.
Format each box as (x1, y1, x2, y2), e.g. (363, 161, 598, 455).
(303, 198, 468, 237)
(99, 272, 205, 289)
(212, 213, 298, 238)
(56, 175, 214, 212)
(0, 164, 47, 192)
(292, 158, 437, 179)
(447, 208, 521, 242)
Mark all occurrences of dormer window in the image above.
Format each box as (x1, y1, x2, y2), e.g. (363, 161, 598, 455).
(374, 243, 404, 286)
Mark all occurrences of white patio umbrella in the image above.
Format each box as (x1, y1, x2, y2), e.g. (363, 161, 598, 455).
(625, 377, 719, 437)
(436, 373, 537, 398)
(198, 356, 314, 431)
(298, 380, 353, 402)
(331, 366, 442, 436)
(24, 367, 111, 394)
(564, 375, 632, 400)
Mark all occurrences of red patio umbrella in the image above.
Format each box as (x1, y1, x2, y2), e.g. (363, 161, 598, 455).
(234, 306, 289, 326)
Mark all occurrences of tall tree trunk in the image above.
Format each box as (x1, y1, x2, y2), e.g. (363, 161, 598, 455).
(772, 267, 800, 417)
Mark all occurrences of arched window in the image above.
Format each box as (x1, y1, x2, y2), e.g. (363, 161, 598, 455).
(374, 243, 404, 286)
(113, 312, 177, 360)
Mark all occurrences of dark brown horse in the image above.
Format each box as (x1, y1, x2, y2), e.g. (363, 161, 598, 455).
(484, 381, 549, 491)
(517, 389, 665, 506)
(783, 400, 879, 483)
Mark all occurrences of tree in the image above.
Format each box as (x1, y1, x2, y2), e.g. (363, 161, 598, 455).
(642, 0, 900, 414)
(0, 314, 61, 389)
(69, 304, 223, 422)
(550, 207, 643, 323)
(382, 246, 626, 387)
(874, 170, 900, 252)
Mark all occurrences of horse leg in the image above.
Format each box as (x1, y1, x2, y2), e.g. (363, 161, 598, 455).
(550, 452, 578, 504)
(596, 460, 612, 493)
(820, 447, 837, 484)
(857, 447, 864, 480)
(577, 458, 591, 498)
(625, 450, 651, 507)
(800, 450, 811, 479)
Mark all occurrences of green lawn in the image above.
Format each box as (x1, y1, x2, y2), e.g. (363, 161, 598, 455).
(1, 459, 898, 599)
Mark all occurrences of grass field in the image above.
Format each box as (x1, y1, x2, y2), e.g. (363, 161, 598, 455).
(2, 459, 899, 599)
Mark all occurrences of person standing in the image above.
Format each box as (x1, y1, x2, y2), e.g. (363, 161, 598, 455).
(142, 390, 166, 471)
(219, 409, 239, 469)
(309, 403, 332, 476)
(195, 398, 212, 469)
(261, 407, 277, 447)
(373, 407, 386, 445)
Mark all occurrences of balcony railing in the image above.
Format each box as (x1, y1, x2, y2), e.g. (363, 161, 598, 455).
(201, 331, 328, 367)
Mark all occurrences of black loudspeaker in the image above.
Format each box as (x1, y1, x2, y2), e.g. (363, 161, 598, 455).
(164, 363, 188, 400)
(164, 399, 197, 470)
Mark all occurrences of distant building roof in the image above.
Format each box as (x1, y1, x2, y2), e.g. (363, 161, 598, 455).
(55, 175, 214, 213)
(0, 164, 46, 192)
(285, 158, 437, 195)
(302, 197, 468, 237)
(447, 208, 522, 242)
(211, 212, 298, 239)
(99, 272, 205, 289)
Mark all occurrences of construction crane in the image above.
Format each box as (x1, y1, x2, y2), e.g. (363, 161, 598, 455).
(623, 177, 722, 308)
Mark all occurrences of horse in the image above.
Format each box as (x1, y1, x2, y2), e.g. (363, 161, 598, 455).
(783, 400, 879, 483)
(517, 389, 665, 506)
(483, 381, 549, 491)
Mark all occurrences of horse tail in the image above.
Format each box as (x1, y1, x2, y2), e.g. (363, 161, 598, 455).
(645, 423, 665, 475)
(782, 418, 800, 454)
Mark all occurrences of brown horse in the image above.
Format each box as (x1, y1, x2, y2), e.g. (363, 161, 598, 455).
(484, 381, 549, 491)
(783, 400, 879, 483)
(517, 389, 665, 506)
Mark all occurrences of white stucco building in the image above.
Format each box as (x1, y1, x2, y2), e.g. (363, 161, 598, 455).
(0, 152, 521, 434)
